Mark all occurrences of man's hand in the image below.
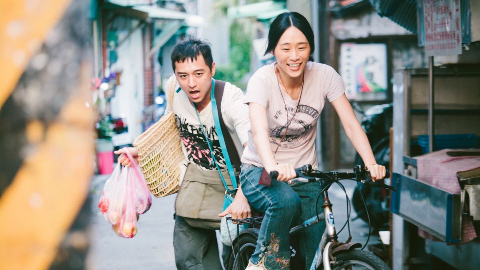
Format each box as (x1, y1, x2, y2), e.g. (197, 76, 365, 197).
(114, 147, 139, 167)
(218, 189, 251, 221)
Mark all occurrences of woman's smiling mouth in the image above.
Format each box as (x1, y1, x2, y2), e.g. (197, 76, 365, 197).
(287, 63, 302, 70)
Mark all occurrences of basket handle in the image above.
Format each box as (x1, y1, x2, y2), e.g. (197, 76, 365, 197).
(166, 75, 177, 113)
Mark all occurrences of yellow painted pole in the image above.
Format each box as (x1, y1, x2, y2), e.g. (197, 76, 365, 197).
(0, 0, 72, 108)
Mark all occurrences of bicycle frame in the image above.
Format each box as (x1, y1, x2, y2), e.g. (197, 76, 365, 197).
(231, 166, 393, 270)
(313, 190, 339, 270)
(288, 178, 363, 270)
(286, 187, 352, 270)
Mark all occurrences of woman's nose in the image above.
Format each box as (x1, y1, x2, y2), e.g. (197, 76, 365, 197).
(290, 50, 300, 60)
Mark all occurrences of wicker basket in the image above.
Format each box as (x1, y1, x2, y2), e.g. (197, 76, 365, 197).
(133, 76, 183, 197)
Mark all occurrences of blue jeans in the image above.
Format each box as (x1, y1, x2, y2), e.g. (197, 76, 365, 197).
(240, 164, 325, 270)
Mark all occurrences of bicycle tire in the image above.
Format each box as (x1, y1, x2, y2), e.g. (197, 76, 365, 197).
(325, 249, 390, 270)
(227, 228, 258, 270)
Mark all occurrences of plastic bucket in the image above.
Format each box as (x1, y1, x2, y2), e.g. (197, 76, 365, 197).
(96, 139, 114, 174)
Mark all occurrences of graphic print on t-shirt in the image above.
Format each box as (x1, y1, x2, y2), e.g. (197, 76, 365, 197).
(270, 104, 320, 148)
(176, 115, 226, 170)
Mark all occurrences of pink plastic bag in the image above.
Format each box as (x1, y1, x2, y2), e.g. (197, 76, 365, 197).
(98, 162, 127, 225)
(114, 173, 138, 238)
(98, 149, 152, 238)
(106, 164, 128, 225)
(97, 163, 119, 214)
(123, 149, 152, 214)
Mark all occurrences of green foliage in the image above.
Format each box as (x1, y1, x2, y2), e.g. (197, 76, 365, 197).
(215, 19, 252, 89)
(96, 118, 113, 139)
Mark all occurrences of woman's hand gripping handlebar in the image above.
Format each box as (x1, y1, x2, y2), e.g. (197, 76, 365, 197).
(269, 165, 395, 191)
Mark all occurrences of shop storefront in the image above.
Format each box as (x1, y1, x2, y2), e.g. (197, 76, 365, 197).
(379, 1, 480, 269)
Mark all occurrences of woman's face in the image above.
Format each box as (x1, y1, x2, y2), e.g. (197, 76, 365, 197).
(273, 26, 311, 80)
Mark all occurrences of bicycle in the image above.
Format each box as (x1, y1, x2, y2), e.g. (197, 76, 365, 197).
(226, 165, 395, 270)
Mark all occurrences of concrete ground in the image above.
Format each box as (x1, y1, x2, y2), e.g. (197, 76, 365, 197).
(86, 174, 382, 270)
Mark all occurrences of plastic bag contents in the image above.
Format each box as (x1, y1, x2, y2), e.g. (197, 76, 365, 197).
(98, 148, 152, 238)
(98, 165, 118, 214)
(130, 168, 151, 214)
(106, 164, 128, 225)
(124, 148, 152, 215)
(116, 173, 138, 238)
(98, 163, 123, 219)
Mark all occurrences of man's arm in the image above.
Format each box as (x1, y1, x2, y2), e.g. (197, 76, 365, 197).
(218, 83, 251, 220)
(222, 83, 250, 147)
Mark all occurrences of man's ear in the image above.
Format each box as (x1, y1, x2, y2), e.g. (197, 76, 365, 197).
(211, 62, 216, 77)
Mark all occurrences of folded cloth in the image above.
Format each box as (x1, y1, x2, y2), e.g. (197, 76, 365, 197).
(415, 149, 480, 244)
(416, 149, 480, 194)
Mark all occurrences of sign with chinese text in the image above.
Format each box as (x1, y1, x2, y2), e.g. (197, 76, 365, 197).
(423, 0, 462, 56)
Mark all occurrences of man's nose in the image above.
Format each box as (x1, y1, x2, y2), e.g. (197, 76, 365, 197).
(188, 76, 196, 88)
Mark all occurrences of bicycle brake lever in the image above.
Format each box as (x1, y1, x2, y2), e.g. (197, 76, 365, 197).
(371, 182, 397, 191)
(362, 180, 397, 191)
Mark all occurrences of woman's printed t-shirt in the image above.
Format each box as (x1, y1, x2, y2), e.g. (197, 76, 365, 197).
(165, 78, 250, 170)
(241, 62, 345, 169)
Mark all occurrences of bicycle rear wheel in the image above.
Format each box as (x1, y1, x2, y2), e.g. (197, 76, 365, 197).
(227, 228, 258, 270)
(328, 250, 390, 270)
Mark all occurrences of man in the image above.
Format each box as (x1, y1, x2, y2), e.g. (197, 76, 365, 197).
(116, 38, 251, 269)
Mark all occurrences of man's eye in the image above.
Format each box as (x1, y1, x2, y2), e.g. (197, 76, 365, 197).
(299, 47, 306, 50)
(196, 73, 203, 76)
(179, 75, 186, 78)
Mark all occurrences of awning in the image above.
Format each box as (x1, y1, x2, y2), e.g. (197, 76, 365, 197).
(368, 0, 417, 33)
(133, 5, 205, 27)
(104, 0, 205, 57)
(149, 20, 182, 57)
(105, 0, 204, 27)
(227, 1, 288, 20)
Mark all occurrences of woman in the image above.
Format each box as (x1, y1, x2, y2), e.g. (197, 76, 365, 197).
(240, 12, 386, 270)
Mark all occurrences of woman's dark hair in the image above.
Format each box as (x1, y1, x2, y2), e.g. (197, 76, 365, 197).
(171, 38, 214, 71)
(265, 12, 315, 56)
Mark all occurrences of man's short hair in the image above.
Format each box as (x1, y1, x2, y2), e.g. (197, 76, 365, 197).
(171, 38, 214, 71)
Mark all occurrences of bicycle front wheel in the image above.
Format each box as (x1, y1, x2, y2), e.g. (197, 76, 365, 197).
(329, 250, 390, 270)
(227, 228, 258, 270)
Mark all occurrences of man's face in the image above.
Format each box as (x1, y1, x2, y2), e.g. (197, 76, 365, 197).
(174, 54, 215, 110)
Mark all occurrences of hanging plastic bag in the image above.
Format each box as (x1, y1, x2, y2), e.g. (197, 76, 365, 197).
(115, 172, 138, 238)
(133, 168, 152, 214)
(97, 163, 121, 215)
(124, 149, 152, 214)
(98, 148, 152, 238)
(220, 214, 249, 246)
(106, 164, 128, 225)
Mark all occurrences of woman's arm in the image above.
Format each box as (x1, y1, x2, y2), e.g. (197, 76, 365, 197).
(331, 95, 386, 180)
(249, 103, 296, 181)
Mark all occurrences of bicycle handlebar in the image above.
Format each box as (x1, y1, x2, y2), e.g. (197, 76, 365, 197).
(269, 165, 395, 191)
